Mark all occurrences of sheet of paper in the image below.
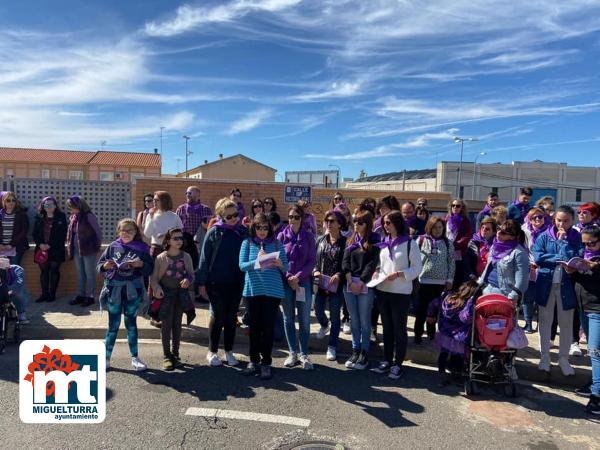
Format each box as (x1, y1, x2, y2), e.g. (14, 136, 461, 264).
(295, 286, 306, 302)
(366, 272, 387, 288)
(254, 251, 280, 269)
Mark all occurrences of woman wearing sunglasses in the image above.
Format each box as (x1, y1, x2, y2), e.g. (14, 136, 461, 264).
(331, 192, 345, 209)
(465, 217, 497, 281)
(136, 193, 154, 232)
(575, 202, 600, 232)
(243, 198, 264, 227)
(533, 205, 583, 376)
(263, 197, 277, 213)
(446, 199, 472, 289)
(278, 204, 317, 370)
(32, 197, 67, 303)
(0, 191, 29, 265)
(298, 200, 317, 237)
(239, 213, 288, 380)
(197, 198, 248, 367)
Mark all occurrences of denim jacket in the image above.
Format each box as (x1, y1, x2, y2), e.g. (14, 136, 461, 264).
(532, 230, 583, 311)
(478, 244, 529, 302)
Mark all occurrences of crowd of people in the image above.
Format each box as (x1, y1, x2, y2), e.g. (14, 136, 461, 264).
(0, 186, 598, 415)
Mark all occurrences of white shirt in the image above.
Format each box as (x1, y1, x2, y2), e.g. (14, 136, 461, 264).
(376, 240, 423, 294)
(143, 210, 183, 245)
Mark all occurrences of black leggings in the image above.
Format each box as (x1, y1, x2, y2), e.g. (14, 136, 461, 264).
(161, 289, 184, 358)
(438, 351, 464, 374)
(414, 284, 445, 340)
(377, 291, 411, 366)
(40, 261, 62, 300)
(247, 296, 280, 366)
(207, 282, 243, 353)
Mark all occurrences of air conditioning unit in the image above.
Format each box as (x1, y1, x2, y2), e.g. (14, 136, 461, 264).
(115, 172, 124, 180)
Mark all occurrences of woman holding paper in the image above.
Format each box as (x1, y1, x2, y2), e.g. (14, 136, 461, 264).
(239, 213, 288, 380)
(342, 210, 381, 370)
(370, 211, 422, 380)
(533, 205, 583, 376)
(278, 205, 317, 370)
(313, 210, 348, 361)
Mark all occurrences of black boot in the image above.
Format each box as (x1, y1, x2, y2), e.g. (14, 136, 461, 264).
(69, 295, 85, 305)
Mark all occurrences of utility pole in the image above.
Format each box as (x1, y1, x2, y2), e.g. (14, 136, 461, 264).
(183, 135, 191, 178)
(453, 136, 479, 199)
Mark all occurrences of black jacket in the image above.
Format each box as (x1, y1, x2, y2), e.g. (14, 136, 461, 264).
(314, 234, 347, 293)
(572, 256, 600, 313)
(342, 243, 380, 284)
(33, 211, 68, 263)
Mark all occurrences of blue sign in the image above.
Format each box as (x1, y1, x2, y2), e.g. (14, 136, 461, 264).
(284, 185, 312, 203)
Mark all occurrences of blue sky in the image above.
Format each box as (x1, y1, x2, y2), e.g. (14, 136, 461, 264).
(2, 1, 600, 179)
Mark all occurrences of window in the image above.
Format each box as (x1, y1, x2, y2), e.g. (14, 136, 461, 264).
(576, 189, 582, 202)
(100, 172, 114, 181)
(41, 169, 50, 179)
(459, 185, 465, 199)
(491, 187, 499, 195)
(69, 170, 83, 180)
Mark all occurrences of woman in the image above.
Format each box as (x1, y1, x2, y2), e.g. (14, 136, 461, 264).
(314, 210, 347, 361)
(0, 192, 29, 265)
(230, 188, 245, 219)
(331, 192, 345, 209)
(446, 199, 472, 288)
(33, 197, 67, 303)
(150, 228, 195, 371)
(359, 198, 377, 216)
(243, 199, 264, 227)
(371, 211, 422, 380)
(415, 206, 429, 234)
(197, 198, 247, 367)
(239, 213, 288, 380)
(567, 227, 600, 414)
(520, 207, 550, 333)
(342, 210, 380, 370)
(334, 203, 353, 238)
(533, 205, 583, 376)
(278, 204, 317, 370)
(144, 191, 183, 257)
(66, 196, 102, 307)
(491, 205, 508, 227)
(263, 197, 277, 213)
(575, 202, 600, 232)
(136, 193, 154, 231)
(98, 219, 154, 371)
(536, 196, 555, 217)
(465, 217, 496, 281)
(298, 200, 317, 236)
(374, 195, 400, 237)
(415, 217, 455, 344)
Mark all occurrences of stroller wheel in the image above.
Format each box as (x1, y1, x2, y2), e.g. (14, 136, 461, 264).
(464, 380, 478, 396)
(504, 383, 518, 398)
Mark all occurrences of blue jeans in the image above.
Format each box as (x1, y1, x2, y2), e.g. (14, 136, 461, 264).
(343, 289, 374, 352)
(9, 283, 30, 315)
(586, 313, 600, 396)
(523, 280, 536, 323)
(314, 290, 343, 349)
(73, 248, 97, 298)
(282, 281, 313, 356)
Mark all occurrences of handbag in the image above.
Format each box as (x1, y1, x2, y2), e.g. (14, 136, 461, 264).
(507, 326, 529, 349)
(34, 249, 49, 265)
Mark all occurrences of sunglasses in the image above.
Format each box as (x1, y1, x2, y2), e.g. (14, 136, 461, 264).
(170, 236, 183, 241)
(353, 220, 365, 226)
(584, 240, 599, 247)
(264, 200, 273, 205)
(253, 204, 263, 208)
(531, 215, 545, 221)
(578, 210, 590, 215)
(225, 212, 239, 220)
(185, 191, 193, 196)
(256, 225, 269, 231)
(43, 203, 55, 209)
(144, 199, 154, 203)
(383, 220, 392, 225)
(451, 204, 462, 208)
(5, 199, 16, 203)
(232, 193, 241, 198)
(333, 197, 343, 202)
(288, 215, 301, 220)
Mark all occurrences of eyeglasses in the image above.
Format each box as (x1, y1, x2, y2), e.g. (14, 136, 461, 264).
(224, 212, 239, 220)
(451, 204, 461, 209)
(584, 240, 599, 247)
(531, 215, 545, 221)
(43, 203, 55, 209)
(120, 228, 136, 234)
(170, 236, 183, 241)
(288, 215, 301, 221)
(256, 225, 269, 231)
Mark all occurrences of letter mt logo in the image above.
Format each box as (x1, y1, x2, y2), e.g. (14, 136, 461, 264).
(19, 340, 106, 423)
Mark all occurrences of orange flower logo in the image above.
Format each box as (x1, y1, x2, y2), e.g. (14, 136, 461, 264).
(23, 345, 80, 396)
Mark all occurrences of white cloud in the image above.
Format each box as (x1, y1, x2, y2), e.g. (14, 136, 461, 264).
(225, 108, 272, 135)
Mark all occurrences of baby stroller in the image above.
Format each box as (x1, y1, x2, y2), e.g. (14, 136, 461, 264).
(464, 293, 518, 397)
(0, 271, 20, 354)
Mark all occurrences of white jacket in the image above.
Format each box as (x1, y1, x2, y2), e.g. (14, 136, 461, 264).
(376, 240, 423, 294)
(143, 211, 183, 245)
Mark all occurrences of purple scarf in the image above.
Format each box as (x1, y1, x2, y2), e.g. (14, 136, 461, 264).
(584, 248, 600, 260)
(215, 218, 244, 236)
(547, 226, 580, 247)
(490, 238, 519, 264)
(471, 232, 492, 252)
(253, 236, 275, 247)
(527, 221, 548, 244)
(447, 213, 463, 235)
(510, 200, 530, 218)
(373, 216, 382, 232)
(347, 233, 366, 252)
(479, 204, 492, 216)
(115, 238, 149, 254)
(237, 202, 246, 218)
(405, 214, 417, 229)
(376, 234, 411, 260)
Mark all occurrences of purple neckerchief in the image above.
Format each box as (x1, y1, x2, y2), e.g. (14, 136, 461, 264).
(424, 234, 446, 249)
(373, 216, 382, 233)
(253, 236, 275, 246)
(447, 213, 463, 235)
(471, 232, 493, 252)
(237, 202, 246, 218)
(376, 234, 411, 260)
(347, 233, 366, 252)
(214, 218, 244, 236)
(510, 200, 530, 218)
(115, 238, 149, 254)
(584, 248, 600, 260)
(479, 204, 492, 216)
(490, 238, 519, 264)
(547, 226, 580, 247)
(527, 221, 548, 244)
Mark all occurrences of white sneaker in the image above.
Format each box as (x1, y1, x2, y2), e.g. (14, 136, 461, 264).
(17, 313, 29, 324)
(569, 342, 583, 357)
(225, 351, 239, 366)
(559, 357, 575, 376)
(317, 322, 331, 339)
(206, 352, 222, 367)
(300, 354, 314, 370)
(326, 347, 337, 361)
(538, 354, 551, 373)
(284, 352, 299, 367)
(342, 321, 351, 335)
(131, 357, 147, 372)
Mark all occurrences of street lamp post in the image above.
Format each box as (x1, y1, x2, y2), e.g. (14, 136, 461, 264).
(471, 151, 487, 201)
(328, 164, 341, 188)
(454, 136, 479, 199)
(183, 135, 192, 178)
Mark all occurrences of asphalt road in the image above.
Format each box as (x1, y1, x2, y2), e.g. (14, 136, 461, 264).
(1, 340, 599, 450)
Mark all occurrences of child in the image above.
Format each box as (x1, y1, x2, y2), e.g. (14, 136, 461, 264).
(98, 219, 154, 371)
(427, 280, 479, 385)
(150, 227, 196, 371)
(0, 257, 31, 324)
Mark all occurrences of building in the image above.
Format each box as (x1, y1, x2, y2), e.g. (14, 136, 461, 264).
(0, 147, 161, 181)
(178, 154, 276, 182)
(347, 160, 600, 205)
(285, 169, 340, 188)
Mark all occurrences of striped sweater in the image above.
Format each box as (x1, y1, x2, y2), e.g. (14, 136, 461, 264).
(239, 239, 289, 299)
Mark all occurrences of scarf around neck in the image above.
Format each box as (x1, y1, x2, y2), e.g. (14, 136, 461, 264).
(584, 247, 600, 260)
(115, 238, 149, 254)
(447, 213, 463, 235)
(215, 218, 244, 236)
(527, 220, 548, 244)
(547, 226, 580, 247)
(472, 232, 493, 251)
(511, 200, 530, 218)
(490, 238, 519, 264)
(376, 234, 411, 260)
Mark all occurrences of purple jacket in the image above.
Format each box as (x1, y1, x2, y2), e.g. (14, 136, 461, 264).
(428, 294, 474, 355)
(278, 225, 316, 283)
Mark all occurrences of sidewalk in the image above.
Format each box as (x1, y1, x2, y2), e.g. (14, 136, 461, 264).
(19, 297, 592, 389)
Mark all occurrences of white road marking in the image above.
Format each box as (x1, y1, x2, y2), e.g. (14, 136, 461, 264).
(185, 407, 311, 427)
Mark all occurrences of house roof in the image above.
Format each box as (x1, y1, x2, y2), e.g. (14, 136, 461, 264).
(183, 154, 276, 175)
(0, 147, 161, 168)
(357, 168, 437, 182)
